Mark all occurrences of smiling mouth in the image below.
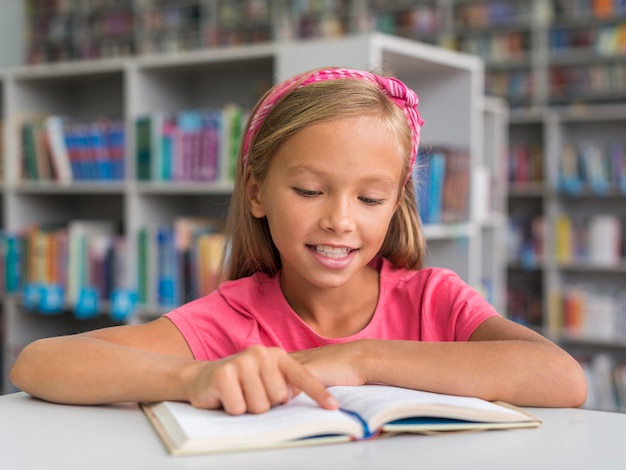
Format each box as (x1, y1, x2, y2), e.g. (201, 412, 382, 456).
(309, 244, 355, 259)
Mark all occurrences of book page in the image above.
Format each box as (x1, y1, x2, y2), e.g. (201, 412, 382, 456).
(153, 393, 364, 451)
(329, 385, 529, 431)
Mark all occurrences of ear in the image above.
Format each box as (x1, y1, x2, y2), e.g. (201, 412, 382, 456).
(246, 175, 266, 218)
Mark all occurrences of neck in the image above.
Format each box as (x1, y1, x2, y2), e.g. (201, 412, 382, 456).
(279, 267, 380, 338)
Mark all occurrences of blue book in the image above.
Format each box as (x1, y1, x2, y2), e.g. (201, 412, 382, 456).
(5, 233, 23, 293)
(106, 120, 125, 180)
(157, 226, 177, 308)
(414, 151, 445, 225)
(161, 116, 178, 182)
(608, 141, 626, 193)
(420, 151, 446, 225)
(89, 121, 113, 180)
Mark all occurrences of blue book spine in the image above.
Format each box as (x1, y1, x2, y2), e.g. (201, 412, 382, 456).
(428, 152, 446, 225)
(5, 234, 23, 293)
(91, 122, 113, 180)
(110, 121, 126, 180)
(157, 227, 177, 308)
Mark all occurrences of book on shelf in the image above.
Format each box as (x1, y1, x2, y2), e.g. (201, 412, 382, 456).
(134, 106, 246, 184)
(551, 63, 626, 101)
(173, 216, 223, 304)
(415, 149, 445, 225)
(44, 115, 73, 184)
(142, 384, 541, 456)
(0, 119, 3, 180)
(4, 233, 23, 293)
(195, 232, 226, 297)
(559, 284, 626, 341)
(19, 115, 125, 183)
(66, 220, 118, 306)
(137, 224, 158, 306)
(140, 217, 226, 309)
(414, 146, 470, 225)
(507, 283, 543, 328)
(554, 213, 624, 266)
(4, 220, 131, 317)
(20, 116, 50, 181)
(507, 214, 545, 267)
(157, 226, 177, 308)
(508, 142, 544, 185)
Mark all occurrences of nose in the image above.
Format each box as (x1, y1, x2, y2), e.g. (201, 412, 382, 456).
(320, 195, 355, 233)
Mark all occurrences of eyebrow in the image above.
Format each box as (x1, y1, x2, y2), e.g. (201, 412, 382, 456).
(284, 165, 399, 189)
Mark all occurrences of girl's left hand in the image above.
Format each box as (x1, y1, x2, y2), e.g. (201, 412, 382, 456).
(290, 341, 368, 387)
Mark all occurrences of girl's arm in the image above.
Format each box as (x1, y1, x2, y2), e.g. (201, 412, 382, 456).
(291, 316, 588, 408)
(10, 317, 338, 414)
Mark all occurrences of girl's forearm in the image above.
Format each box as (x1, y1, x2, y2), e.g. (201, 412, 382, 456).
(10, 335, 198, 405)
(357, 338, 587, 408)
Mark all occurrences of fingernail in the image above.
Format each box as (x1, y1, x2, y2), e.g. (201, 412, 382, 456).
(326, 396, 340, 409)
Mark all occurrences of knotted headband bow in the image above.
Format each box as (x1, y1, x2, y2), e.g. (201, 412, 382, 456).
(242, 68, 424, 186)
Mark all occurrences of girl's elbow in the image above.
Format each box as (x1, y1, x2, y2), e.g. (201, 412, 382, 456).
(562, 359, 588, 408)
(10, 352, 29, 392)
(9, 339, 46, 393)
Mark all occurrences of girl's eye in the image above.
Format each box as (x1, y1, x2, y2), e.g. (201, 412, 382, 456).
(293, 187, 320, 197)
(359, 196, 385, 206)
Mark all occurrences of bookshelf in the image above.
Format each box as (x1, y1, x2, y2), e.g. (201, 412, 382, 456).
(507, 103, 626, 410)
(10, 0, 626, 409)
(507, 108, 548, 328)
(0, 33, 500, 394)
(448, 0, 626, 108)
(15, 1, 626, 109)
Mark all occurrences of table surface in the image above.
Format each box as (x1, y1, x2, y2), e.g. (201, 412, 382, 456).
(2, 391, 626, 470)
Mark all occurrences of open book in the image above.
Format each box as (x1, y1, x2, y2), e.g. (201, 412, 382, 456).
(142, 384, 541, 456)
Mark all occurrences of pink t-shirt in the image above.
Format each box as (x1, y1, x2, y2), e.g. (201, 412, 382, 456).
(165, 258, 500, 361)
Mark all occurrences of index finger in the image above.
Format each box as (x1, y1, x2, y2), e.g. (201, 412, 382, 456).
(279, 356, 340, 410)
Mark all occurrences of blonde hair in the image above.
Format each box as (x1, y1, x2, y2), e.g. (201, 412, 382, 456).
(223, 73, 426, 280)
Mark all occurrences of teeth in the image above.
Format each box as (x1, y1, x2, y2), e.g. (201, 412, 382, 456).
(314, 245, 351, 258)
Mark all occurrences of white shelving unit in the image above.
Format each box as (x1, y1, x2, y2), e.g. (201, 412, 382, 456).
(0, 32, 500, 394)
(508, 104, 626, 411)
(478, 96, 508, 315)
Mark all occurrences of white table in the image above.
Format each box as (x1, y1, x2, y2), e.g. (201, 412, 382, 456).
(2, 391, 625, 469)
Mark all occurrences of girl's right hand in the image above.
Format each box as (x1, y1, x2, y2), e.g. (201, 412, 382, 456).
(184, 345, 340, 415)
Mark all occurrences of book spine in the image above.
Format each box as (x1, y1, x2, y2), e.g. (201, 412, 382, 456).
(157, 226, 177, 308)
(44, 115, 73, 184)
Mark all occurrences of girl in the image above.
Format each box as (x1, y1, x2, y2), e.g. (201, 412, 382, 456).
(11, 68, 586, 415)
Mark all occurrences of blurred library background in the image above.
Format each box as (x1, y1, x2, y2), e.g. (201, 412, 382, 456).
(1, 0, 626, 412)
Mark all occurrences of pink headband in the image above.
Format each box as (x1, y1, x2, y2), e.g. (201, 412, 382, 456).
(242, 68, 424, 185)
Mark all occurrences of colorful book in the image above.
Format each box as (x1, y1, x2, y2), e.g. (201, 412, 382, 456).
(418, 150, 446, 224)
(5, 233, 23, 293)
(66, 220, 117, 305)
(157, 226, 177, 307)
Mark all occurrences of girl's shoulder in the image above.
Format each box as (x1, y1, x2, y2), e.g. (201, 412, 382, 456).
(218, 270, 279, 295)
(216, 270, 284, 312)
(379, 257, 463, 286)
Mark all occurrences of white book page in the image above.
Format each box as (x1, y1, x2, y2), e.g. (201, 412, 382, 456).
(329, 385, 525, 431)
(157, 393, 363, 450)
